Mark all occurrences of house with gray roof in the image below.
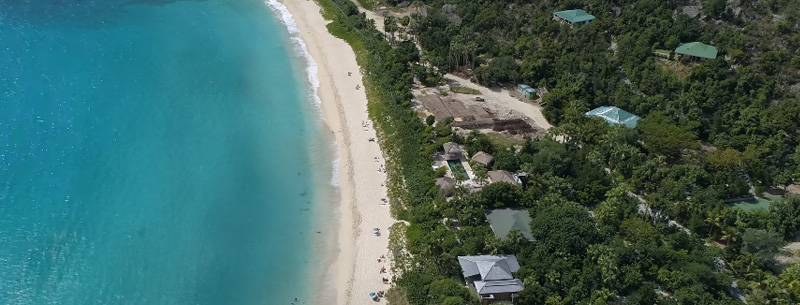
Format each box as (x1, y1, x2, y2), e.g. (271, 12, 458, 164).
(458, 255, 524, 304)
(486, 209, 534, 241)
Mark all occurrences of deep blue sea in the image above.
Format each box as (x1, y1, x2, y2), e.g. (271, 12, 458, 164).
(0, 0, 331, 304)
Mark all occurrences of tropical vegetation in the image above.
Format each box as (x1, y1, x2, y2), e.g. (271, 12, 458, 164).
(315, 0, 800, 304)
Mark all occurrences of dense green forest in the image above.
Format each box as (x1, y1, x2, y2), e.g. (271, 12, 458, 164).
(402, 0, 800, 192)
(315, 0, 800, 304)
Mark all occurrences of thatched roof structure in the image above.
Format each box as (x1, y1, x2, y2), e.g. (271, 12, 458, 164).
(471, 151, 494, 167)
(443, 142, 463, 161)
(436, 177, 457, 196)
(488, 170, 518, 185)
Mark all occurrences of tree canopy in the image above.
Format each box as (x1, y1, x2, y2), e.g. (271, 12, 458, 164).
(315, 0, 800, 304)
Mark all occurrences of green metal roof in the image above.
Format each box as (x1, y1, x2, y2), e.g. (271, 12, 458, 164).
(675, 42, 718, 59)
(486, 209, 534, 240)
(554, 9, 596, 24)
(517, 84, 536, 93)
(585, 106, 640, 128)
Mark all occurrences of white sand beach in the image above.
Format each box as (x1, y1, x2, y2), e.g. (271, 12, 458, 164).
(279, 1, 396, 305)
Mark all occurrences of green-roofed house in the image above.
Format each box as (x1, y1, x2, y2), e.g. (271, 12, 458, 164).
(553, 9, 596, 26)
(585, 106, 640, 128)
(675, 42, 718, 61)
(516, 84, 537, 100)
(486, 209, 534, 241)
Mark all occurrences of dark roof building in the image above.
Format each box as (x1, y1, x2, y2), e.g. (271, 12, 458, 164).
(486, 209, 534, 240)
(458, 255, 524, 303)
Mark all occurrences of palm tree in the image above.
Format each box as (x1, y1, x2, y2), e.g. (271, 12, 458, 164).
(483, 235, 502, 255)
(705, 216, 720, 240)
(473, 164, 488, 186)
(720, 226, 738, 245)
(780, 263, 800, 300)
(383, 15, 399, 46)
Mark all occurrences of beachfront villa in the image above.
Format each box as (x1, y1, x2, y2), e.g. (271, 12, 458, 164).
(443, 142, 463, 161)
(458, 255, 525, 304)
(471, 151, 494, 168)
(486, 209, 534, 241)
(553, 9, 595, 26)
(488, 170, 519, 185)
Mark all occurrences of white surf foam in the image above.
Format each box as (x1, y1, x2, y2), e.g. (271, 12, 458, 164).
(264, 0, 321, 111)
(264, 0, 340, 187)
(330, 154, 341, 187)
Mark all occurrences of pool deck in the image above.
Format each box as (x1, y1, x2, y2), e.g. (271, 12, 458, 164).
(432, 153, 477, 183)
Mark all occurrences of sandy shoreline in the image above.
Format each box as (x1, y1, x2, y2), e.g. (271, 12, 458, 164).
(276, 1, 395, 305)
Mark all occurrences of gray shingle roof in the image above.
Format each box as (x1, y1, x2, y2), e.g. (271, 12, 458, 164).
(475, 279, 525, 294)
(486, 209, 534, 240)
(458, 255, 520, 281)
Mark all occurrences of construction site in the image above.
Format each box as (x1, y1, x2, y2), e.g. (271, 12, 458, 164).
(413, 84, 547, 137)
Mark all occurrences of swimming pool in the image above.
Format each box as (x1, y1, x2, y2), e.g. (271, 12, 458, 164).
(448, 160, 469, 181)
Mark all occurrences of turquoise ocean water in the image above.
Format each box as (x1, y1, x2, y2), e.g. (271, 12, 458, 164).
(0, 0, 332, 304)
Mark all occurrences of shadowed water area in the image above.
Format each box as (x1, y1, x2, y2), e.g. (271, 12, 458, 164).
(0, 0, 323, 304)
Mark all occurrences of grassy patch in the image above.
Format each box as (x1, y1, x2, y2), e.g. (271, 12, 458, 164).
(355, 0, 375, 10)
(656, 59, 692, 80)
(385, 286, 411, 305)
(654, 49, 671, 57)
(450, 86, 481, 95)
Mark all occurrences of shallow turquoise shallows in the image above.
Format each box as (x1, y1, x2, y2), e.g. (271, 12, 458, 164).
(0, 0, 326, 304)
